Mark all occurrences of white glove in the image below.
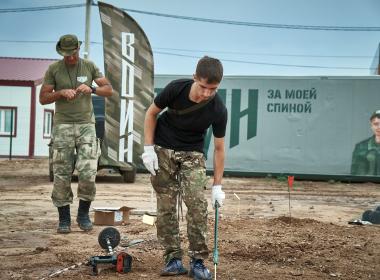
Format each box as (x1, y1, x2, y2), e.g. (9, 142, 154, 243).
(141, 145, 158, 175)
(212, 185, 225, 207)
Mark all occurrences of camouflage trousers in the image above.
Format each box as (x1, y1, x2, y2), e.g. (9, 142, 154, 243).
(51, 123, 100, 207)
(151, 145, 209, 263)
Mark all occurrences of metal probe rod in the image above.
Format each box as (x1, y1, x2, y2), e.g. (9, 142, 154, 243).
(213, 201, 220, 280)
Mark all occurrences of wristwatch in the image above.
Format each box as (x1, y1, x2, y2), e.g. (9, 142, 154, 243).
(90, 85, 96, 93)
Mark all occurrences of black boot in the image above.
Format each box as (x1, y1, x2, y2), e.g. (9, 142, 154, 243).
(160, 258, 188, 276)
(189, 259, 212, 280)
(76, 200, 93, 231)
(57, 205, 71, 234)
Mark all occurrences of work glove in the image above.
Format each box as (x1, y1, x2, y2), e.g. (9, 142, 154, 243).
(141, 145, 158, 176)
(212, 185, 225, 208)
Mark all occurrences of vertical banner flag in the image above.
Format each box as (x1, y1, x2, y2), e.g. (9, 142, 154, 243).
(98, 2, 154, 169)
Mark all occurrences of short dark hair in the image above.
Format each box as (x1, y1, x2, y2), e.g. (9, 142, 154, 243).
(370, 110, 380, 121)
(195, 56, 223, 84)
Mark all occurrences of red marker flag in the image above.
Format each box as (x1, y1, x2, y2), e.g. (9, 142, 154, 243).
(287, 176, 294, 190)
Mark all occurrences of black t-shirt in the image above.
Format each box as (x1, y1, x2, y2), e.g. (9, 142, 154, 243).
(154, 79, 227, 153)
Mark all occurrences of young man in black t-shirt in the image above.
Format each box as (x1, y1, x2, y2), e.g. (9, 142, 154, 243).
(142, 56, 227, 280)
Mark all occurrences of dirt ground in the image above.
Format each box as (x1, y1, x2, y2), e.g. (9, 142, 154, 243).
(0, 159, 379, 280)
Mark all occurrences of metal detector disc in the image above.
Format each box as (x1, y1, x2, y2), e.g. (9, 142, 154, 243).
(98, 227, 121, 249)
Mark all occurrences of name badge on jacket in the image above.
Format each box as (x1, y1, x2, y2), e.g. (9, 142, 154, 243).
(77, 76, 88, 83)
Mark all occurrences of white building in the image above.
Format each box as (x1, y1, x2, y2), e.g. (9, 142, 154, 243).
(0, 57, 56, 158)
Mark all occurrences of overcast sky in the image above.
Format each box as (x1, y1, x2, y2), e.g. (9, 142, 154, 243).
(0, 0, 379, 76)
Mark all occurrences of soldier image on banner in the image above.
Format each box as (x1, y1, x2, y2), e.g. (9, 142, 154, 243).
(351, 110, 380, 176)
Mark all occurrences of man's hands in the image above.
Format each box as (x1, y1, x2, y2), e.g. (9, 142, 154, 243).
(60, 85, 93, 101)
(59, 89, 77, 100)
(142, 145, 159, 176)
(212, 185, 225, 207)
(76, 84, 93, 95)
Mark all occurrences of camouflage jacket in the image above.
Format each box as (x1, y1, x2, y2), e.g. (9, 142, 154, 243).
(351, 136, 380, 176)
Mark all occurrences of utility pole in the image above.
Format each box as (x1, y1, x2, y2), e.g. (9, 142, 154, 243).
(84, 0, 92, 59)
(9, 109, 14, 160)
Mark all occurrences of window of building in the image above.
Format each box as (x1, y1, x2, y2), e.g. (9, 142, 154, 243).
(43, 109, 54, 138)
(0, 107, 17, 137)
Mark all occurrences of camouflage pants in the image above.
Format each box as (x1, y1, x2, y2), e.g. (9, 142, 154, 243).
(51, 123, 100, 207)
(151, 146, 209, 263)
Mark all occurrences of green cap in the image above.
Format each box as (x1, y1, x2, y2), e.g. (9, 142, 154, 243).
(370, 109, 380, 120)
(56, 34, 82, 56)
